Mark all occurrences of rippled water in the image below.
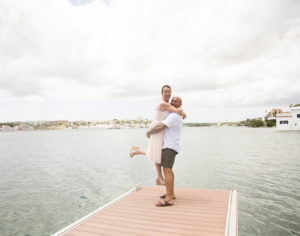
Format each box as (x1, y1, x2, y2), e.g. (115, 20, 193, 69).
(0, 127, 299, 236)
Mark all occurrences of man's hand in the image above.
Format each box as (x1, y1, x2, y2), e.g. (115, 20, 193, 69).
(146, 122, 166, 138)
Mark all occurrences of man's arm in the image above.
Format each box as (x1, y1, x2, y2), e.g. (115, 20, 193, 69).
(146, 122, 167, 138)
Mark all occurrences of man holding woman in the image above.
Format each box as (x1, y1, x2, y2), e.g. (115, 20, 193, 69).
(130, 85, 184, 185)
(130, 85, 184, 206)
(147, 96, 183, 207)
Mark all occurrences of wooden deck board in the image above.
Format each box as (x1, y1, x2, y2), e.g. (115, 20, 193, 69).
(57, 186, 237, 236)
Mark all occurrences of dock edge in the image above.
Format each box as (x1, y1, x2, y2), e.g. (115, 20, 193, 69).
(51, 183, 142, 236)
(224, 190, 238, 236)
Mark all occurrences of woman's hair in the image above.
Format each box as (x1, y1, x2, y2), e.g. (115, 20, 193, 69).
(161, 85, 171, 94)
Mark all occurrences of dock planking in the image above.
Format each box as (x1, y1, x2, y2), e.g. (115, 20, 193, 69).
(53, 185, 238, 236)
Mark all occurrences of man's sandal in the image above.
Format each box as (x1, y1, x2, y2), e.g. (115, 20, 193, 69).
(160, 194, 176, 200)
(155, 200, 174, 207)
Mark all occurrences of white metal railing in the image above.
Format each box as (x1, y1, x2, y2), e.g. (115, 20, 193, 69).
(51, 183, 142, 236)
(224, 190, 238, 236)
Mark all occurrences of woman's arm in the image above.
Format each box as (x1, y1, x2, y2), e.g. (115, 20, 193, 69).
(159, 102, 185, 117)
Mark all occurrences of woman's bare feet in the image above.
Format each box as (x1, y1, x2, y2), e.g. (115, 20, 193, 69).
(130, 146, 145, 157)
(130, 146, 137, 157)
(156, 177, 165, 186)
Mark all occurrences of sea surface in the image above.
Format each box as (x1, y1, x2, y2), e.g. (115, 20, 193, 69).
(0, 127, 299, 236)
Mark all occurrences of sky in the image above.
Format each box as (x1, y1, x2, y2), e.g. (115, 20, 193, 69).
(0, 0, 300, 122)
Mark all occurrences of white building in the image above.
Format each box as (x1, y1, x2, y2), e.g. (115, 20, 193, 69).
(276, 106, 300, 130)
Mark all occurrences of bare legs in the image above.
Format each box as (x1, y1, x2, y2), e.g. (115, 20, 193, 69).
(163, 167, 175, 204)
(130, 146, 146, 156)
(130, 146, 165, 185)
(155, 163, 165, 185)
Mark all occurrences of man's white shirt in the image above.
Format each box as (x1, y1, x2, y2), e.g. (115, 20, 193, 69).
(162, 112, 182, 153)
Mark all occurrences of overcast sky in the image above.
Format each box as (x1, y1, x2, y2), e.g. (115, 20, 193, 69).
(0, 0, 299, 122)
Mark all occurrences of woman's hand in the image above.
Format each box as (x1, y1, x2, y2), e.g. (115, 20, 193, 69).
(177, 108, 187, 119)
(177, 107, 184, 116)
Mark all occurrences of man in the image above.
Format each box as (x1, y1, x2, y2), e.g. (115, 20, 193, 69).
(146, 96, 183, 207)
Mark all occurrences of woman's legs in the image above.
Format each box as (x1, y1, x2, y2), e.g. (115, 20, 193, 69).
(130, 146, 146, 157)
(155, 163, 165, 185)
(130, 147, 165, 185)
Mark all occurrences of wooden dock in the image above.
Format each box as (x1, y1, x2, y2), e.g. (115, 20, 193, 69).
(53, 185, 238, 236)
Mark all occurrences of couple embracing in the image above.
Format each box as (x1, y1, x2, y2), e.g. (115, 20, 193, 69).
(130, 85, 185, 207)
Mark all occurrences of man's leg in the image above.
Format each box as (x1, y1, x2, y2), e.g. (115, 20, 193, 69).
(171, 169, 174, 196)
(156, 149, 177, 206)
(163, 167, 175, 203)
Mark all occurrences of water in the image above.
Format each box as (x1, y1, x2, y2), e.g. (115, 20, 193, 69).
(0, 127, 299, 236)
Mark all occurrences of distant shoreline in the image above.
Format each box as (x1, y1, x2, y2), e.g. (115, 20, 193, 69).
(0, 124, 276, 132)
(0, 117, 277, 132)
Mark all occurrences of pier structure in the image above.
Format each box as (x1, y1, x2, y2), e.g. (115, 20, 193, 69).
(53, 185, 238, 236)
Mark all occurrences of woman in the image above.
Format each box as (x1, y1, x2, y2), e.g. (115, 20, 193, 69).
(130, 85, 185, 185)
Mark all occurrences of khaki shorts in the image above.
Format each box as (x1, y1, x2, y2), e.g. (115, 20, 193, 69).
(161, 148, 178, 169)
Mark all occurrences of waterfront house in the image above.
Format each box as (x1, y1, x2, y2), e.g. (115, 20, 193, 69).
(276, 106, 300, 130)
(1, 125, 14, 132)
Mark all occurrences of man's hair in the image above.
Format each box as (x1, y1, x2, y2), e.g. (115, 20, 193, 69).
(161, 85, 171, 94)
